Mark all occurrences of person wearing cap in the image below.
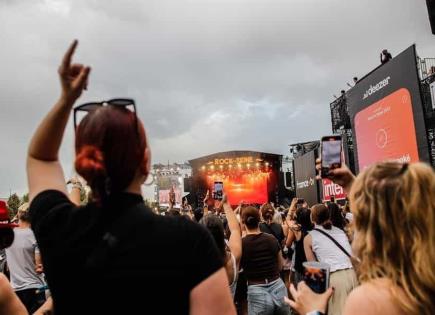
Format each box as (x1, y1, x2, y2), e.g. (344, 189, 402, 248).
(0, 201, 28, 314)
(5, 202, 46, 313)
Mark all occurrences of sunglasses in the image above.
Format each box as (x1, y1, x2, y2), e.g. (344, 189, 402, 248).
(73, 98, 138, 132)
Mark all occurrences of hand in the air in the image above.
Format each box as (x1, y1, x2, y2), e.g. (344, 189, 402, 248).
(315, 158, 355, 193)
(284, 281, 333, 315)
(58, 40, 91, 103)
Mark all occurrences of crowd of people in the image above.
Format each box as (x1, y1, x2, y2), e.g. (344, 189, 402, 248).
(0, 40, 433, 315)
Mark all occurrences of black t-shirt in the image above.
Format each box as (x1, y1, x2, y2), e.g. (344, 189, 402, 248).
(240, 233, 280, 282)
(259, 222, 285, 245)
(29, 190, 222, 315)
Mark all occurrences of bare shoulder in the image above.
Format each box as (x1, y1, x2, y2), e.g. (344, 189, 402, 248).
(343, 280, 406, 315)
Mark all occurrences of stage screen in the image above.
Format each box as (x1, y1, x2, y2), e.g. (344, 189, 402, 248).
(347, 45, 430, 172)
(206, 172, 268, 205)
(294, 150, 319, 206)
(157, 176, 182, 206)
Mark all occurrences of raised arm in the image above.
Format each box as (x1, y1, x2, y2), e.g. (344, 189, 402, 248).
(67, 177, 82, 206)
(203, 190, 210, 216)
(222, 195, 242, 264)
(27, 40, 91, 202)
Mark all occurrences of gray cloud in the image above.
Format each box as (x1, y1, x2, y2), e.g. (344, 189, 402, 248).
(0, 0, 434, 196)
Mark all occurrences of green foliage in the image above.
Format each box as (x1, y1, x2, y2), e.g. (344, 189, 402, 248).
(21, 193, 29, 204)
(7, 193, 20, 220)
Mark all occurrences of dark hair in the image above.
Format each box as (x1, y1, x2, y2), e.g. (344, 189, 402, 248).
(241, 206, 260, 229)
(193, 207, 204, 222)
(0, 228, 14, 250)
(260, 203, 274, 222)
(328, 203, 346, 230)
(75, 107, 147, 203)
(18, 210, 30, 223)
(311, 204, 332, 229)
(295, 207, 313, 232)
(166, 209, 180, 217)
(200, 214, 226, 264)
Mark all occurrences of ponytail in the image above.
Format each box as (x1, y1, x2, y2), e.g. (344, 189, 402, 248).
(75, 145, 107, 203)
(322, 220, 332, 230)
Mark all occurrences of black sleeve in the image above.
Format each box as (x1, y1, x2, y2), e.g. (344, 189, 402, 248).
(29, 190, 76, 243)
(187, 222, 223, 289)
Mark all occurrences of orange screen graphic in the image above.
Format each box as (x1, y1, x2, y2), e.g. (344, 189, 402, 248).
(354, 88, 419, 170)
(206, 172, 268, 205)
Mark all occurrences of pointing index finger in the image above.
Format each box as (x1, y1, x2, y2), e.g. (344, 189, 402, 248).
(61, 39, 78, 70)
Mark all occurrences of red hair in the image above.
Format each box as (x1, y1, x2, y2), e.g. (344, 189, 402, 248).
(75, 106, 147, 202)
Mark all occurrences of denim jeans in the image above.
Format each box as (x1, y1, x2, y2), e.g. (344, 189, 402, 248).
(247, 278, 291, 315)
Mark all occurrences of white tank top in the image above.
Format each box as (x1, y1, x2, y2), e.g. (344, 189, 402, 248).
(309, 225, 353, 272)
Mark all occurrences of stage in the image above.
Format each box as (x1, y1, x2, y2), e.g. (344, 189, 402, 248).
(188, 151, 283, 206)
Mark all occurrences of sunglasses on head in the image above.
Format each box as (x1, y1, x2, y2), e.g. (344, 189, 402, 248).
(73, 98, 138, 132)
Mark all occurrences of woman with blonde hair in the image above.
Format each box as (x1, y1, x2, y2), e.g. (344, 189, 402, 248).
(286, 161, 435, 315)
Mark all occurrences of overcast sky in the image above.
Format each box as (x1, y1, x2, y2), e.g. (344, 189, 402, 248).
(0, 0, 434, 197)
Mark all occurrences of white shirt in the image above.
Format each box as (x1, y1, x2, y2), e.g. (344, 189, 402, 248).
(309, 225, 353, 272)
(5, 228, 45, 290)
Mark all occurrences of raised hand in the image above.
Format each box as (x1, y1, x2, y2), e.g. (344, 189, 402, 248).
(58, 40, 91, 103)
(203, 190, 210, 204)
(285, 281, 333, 315)
(316, 158, 355, 193)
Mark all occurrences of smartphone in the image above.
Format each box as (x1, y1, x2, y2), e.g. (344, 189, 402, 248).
(213, 182, 223, 201)
(321, 135, 342, 178)
(296, 198, 305, 204)
(303, 262, 330, 294)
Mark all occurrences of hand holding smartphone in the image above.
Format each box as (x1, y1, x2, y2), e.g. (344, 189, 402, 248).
(213, 181, 223, 201)
(303, 262, 330, 294)
(320, 135, 342, 178)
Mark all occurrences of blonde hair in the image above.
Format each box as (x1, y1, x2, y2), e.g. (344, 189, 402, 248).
(350, 162, 435, 315)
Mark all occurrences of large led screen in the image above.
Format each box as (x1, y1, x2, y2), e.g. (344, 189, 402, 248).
(347, 45, 430, 172)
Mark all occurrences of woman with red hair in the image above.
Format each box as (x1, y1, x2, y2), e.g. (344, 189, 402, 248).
(26, 40, 235, 315)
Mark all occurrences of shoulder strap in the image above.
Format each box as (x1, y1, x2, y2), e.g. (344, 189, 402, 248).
(313, 228, 351, 258)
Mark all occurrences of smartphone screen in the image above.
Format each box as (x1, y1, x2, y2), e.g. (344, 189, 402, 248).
(303, 262, 330, 294)
(321, 136, 342, 178)
(213, 182, 223, 201)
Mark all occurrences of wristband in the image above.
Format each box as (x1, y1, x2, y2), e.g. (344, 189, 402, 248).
(306, 311, 325, 315)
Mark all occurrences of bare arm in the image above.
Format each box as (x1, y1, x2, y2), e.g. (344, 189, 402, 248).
(285, 227, 296, 248)
(303, 234, 316, 261)
(277, 251, 283, 271)
(69, 186, 81, 206)
(190, 268, 236, 315)
(34, 297, 53, 315)
(35, 251, 43, 274)
(223, 198, 242, 264)
(203, 190, 210, 216)
(0, 273, 27, 315)
(27, 40, 90, 203)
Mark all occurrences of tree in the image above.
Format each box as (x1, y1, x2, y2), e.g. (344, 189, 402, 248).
(21, 193, 29, 204)
(7, 193, 20, 220)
